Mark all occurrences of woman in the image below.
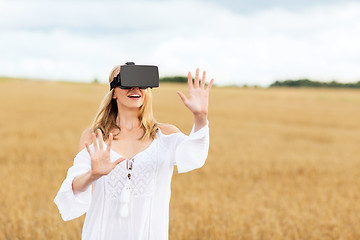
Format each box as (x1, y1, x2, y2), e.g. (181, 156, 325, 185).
(54, 64, 214, 240)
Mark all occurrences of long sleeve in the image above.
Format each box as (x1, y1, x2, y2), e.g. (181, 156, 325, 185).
(173, 121, 210, 173)
(53, 148, 93, 221)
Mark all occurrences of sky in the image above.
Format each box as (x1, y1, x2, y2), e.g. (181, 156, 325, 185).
(0, 0, 359, 86)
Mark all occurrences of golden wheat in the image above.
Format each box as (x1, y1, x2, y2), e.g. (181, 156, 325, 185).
(0, 79, 360, 239)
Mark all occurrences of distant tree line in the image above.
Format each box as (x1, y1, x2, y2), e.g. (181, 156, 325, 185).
(159, 76, 188, 83)
(270, 79, 360, 88)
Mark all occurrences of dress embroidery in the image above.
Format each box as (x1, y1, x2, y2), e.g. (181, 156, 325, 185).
(105, 141, 157, 200)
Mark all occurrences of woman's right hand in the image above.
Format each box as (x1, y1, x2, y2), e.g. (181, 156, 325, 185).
(85, 129, 125, 179)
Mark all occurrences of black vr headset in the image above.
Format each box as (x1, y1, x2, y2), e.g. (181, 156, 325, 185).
(110, 62, 159, 90)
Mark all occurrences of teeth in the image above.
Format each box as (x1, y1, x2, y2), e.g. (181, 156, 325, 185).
(128, 94, 140, 98)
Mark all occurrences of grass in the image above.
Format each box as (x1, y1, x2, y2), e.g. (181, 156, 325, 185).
(0, 79, 360, 239)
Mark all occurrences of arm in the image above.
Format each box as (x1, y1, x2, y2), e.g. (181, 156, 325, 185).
(54, 128, 124, 221)
(72, 170, 98, 194)
(53, 146, 93, 221)
(72, 128, 96, 195)
(158, 122, 209, 173)
(169, 68, 214, 173)
(174, 121, 210, 173)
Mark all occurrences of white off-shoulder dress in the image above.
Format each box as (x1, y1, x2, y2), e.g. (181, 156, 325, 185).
(54, 122, 209, 240)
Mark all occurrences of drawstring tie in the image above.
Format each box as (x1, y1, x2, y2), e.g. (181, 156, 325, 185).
(120, 158, 134, 217)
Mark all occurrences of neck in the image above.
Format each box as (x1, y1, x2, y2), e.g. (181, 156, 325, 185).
(116, 105, 141, 131)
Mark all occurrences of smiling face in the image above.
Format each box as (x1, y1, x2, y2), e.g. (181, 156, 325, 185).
(113, 86, 146, 109)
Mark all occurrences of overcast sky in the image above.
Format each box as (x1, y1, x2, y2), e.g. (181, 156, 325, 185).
(1, 0, 359, 86)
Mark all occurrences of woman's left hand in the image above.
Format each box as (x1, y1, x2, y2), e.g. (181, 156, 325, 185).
(177, 68, 214, 130)
(177, 68, 214, 116)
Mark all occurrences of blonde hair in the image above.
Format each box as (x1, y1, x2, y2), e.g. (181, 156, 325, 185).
(91, 65, 158, 141)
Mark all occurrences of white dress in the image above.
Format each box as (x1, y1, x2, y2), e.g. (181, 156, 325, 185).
(54, 122, 209, 240)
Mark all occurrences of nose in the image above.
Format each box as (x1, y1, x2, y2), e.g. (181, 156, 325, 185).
(130, 87, 139, 90)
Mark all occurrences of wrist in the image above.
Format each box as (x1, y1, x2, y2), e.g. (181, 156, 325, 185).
(193, 113, 208, 132)
(89, 170, 102, 181)
(193, 112, 207, 120)
(193, 113, 207, 123)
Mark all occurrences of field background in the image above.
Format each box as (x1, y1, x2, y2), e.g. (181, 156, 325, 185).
(1, 79, 360, 239)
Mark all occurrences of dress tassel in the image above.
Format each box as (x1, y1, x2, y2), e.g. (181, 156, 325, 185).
(119, 158, 134, 218)
(120, 185, 130, 203)
(120, 203, 129, 217)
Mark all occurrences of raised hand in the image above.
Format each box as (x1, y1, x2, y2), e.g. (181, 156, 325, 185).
(177, 68, 214, 116)
(85, 129, 125, 179)
(177, 68, 214, 131)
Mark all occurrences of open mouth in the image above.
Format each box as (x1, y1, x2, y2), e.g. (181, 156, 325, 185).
(128, 94, 141, 99)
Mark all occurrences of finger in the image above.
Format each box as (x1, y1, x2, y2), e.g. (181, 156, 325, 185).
(113, 157, 126, 168)
(206, 78, 215, 92)
(92, 132, 98, 151)
(97, 129, 103, 150)
(85, 143, 93, 156)
(107, 133, 113, 153)
(194, 68, 200, 88)
(200, 71, 206, 89)
(187, 72, 193, 89)
(177, 91, 188, 105)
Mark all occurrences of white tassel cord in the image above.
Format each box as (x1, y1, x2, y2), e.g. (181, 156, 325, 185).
(119, 158, 134, 218)
(120, 202, 129, 218)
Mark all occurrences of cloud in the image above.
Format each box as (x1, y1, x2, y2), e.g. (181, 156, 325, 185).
(0, 0, 359, 86)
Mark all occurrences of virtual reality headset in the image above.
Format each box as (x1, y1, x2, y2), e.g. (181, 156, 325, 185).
(110, 62, 159, 90)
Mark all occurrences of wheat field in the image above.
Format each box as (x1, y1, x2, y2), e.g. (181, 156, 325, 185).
(0, 78, 360, 240)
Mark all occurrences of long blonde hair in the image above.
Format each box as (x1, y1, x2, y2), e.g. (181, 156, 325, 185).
(91, 65, 158, 141)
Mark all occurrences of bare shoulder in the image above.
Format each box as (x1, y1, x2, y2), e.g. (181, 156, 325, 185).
(78, 127, 93, 152)
(158, 123, 182, 135)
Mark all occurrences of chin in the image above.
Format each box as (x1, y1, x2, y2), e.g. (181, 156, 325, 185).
(125, 101, 144, 109)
